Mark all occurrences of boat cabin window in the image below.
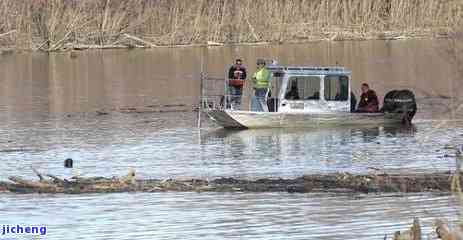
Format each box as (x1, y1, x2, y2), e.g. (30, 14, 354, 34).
(285, 76, 320, 100)
(324, 75, 349, 101)
(269, 72, 283, 99)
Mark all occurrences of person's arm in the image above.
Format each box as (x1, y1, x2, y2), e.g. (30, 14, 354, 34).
(252, 71, 257, 88)
(365, 90, 379, 111)
(373, 92, 379, 105)
(367, 91, 379, 106)
(228, 66, 235, 79)
(264, 69, 271, 91)
(242, 67, 247, 79)
(264, 68, 271, 81)
(357, 93, 366, 108)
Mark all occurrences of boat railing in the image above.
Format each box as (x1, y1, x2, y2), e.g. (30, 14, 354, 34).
(199, 78, 282, 113)
(199, 72, 254, 111)
(199, 73, 226, 110)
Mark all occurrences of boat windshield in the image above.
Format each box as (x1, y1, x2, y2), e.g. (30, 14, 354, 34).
(285, 76, 320, 100)
(267, 72, 284, 112)
(324, 75, 349, 101)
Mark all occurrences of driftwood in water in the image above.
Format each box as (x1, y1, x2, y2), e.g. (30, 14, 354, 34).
(391, 218, 463, 240)
(0, 171, 459, 194)
(393, 218, 421, 240)
(390, 218, 463, 240)
(435, 219, 463, 240)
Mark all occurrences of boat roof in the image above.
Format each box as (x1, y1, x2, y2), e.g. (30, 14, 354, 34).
(267, 65, 351, 76)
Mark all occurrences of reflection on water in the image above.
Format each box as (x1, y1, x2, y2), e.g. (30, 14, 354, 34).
(1, 39, 462, 239)
(200, 122, 458, 177)
(0, 111, 460, 182)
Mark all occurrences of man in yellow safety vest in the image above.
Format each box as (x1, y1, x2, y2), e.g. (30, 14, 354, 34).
(251, 59, 271, 111)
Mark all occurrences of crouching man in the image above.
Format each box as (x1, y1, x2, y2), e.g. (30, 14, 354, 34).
(357, 83, 379, 113)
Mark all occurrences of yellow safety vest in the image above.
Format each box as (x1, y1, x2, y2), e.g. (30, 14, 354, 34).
(253, 67, 271, 89)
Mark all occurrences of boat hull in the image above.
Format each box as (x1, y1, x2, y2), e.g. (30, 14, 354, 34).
(206, 110, 407, 129)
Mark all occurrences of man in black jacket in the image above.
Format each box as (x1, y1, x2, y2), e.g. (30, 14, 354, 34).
(227, 59, 247, 108)
(357, 83, 379, 112)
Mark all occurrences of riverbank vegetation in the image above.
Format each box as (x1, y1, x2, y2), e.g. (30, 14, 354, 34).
(0, 0, 463, 51)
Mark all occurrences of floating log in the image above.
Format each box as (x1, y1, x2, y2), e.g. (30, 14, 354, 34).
(0, 171, 460, 194)
(7, 176, 58, 193)
(123, 33, 157, 47)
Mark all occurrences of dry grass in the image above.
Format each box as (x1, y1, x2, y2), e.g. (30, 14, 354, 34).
(0, 0, 462, 51)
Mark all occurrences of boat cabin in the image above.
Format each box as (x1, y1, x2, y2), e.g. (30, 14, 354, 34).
(265, 65, 352, 113)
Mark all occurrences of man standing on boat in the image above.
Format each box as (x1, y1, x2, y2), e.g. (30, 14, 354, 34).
(357, 83, 379, 112)
(251, 59, 271, 111)
(227, 59, 247, 108)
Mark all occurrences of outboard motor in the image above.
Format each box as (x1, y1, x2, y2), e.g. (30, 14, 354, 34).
(381, 90, 417, 124)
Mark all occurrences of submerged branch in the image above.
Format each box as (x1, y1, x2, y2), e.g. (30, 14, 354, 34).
(123, 33, 157, 47)
(0, 30, 16, 38)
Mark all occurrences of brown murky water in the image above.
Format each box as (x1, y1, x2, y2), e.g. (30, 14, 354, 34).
(0, 39, 462, 239)
(1, 39, 461, 118)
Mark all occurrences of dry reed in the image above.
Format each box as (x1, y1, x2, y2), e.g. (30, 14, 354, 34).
(0, 0, 462, 51)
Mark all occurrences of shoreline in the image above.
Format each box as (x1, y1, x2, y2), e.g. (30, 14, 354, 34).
(0, 31, 451, 54)
(1, 0, 461, 54)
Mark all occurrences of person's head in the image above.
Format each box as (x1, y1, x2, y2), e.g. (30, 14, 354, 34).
(235, 59, 242, 66)
(256, 59, 266, 69)
(361, 83, 370, 93)
(64, 158, 73, 168)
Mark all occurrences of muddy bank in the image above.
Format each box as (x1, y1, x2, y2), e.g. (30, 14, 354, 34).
(0, 171, 459, 194)
(0, 31, 443, 53)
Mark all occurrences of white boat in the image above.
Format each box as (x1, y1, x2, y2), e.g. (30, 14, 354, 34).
(201, 62, 417, 129)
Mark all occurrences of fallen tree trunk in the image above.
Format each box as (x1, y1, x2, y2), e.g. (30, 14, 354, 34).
(0, 171, 458, 194)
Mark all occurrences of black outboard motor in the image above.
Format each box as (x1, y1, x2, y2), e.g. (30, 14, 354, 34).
(381, 90, 417, 124)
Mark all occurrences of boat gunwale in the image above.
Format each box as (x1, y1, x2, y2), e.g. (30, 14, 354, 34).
(215, 109, 388, 117)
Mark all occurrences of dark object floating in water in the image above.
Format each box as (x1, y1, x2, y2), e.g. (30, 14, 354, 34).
(161, 104, 186, 108)
(0, 148, 41, 153)
(96, 110, 109, 116)
(437, 94, 451, 99)
(117, 105, 191, 114)
(64, 158, 73, 168)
